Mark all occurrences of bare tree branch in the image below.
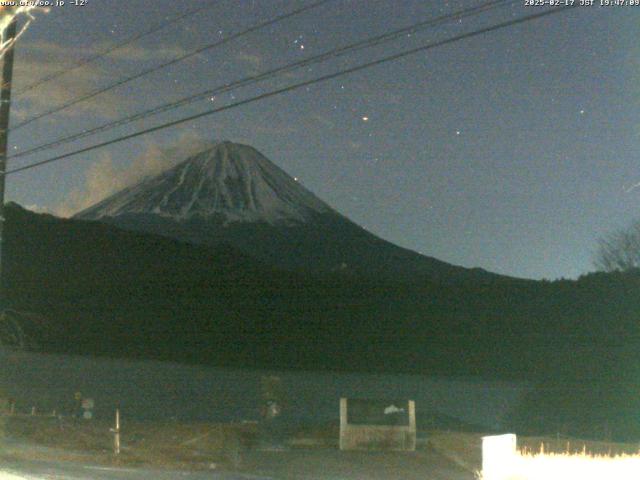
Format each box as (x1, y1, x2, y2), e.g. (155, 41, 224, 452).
(594, 220, 640, 272)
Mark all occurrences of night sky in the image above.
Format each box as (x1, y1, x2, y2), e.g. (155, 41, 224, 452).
(4, 0, 639, 280)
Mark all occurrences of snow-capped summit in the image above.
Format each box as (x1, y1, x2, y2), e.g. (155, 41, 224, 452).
(76, 141, 495, 281)
(77, 141, 331, 225)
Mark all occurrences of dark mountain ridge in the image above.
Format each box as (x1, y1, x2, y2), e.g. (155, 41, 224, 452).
(5, 203, 640, 438)
(75, 142, 500, 282)
(4, 203, 637, 375)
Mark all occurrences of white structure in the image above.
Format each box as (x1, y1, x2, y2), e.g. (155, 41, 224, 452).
(482, 433, 517, 480)
(339, 398, 416, 451)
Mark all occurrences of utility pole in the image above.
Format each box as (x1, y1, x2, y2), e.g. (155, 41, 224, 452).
(0, 18, 16, 306)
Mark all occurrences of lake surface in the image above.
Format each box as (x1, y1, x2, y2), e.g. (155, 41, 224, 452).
(0, 348, 528, 430)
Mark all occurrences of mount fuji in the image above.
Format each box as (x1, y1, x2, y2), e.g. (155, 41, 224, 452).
(76, 141, 492, 281)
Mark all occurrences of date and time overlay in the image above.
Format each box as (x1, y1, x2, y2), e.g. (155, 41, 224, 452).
(526, 0, 639, 6)
(1, 0, 639, 9)
(0, 0, 636, 11)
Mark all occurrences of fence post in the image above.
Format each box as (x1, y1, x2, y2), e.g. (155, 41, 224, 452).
(339, 398, 347, 451)
(112, 409, 121, 455)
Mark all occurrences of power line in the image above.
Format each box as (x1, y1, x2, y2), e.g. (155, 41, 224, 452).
(15, 3, 211, 96)
(9, 0, 517, 162)
(10, 0, 334, 131)
(7, 5, 577, 176)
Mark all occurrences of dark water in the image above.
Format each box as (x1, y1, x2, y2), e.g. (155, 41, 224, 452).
(0, 348, 528, 430)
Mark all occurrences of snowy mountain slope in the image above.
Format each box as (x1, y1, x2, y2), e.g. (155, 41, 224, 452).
(78, 142, 331, 225)
(75, 141, 495, 281)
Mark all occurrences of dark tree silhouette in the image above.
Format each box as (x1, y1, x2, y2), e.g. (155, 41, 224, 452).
(595, 220, 640, 272)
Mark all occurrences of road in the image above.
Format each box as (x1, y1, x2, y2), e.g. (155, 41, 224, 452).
(0, 448, 474, 480)
(239, 448, 476, 480)
(0, 458, 269, 480)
